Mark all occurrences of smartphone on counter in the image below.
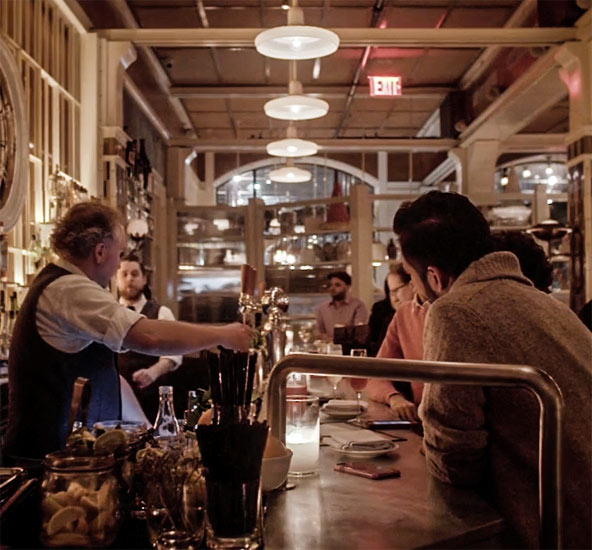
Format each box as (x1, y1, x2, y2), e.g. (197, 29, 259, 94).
(348, 418, 414, 430)
(334, 462, 401, 480)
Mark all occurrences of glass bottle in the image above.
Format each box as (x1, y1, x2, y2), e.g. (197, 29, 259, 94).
(183, 390, 200, 432)
(0, 290, 7, 362)
(387, 238, 398, 260)
(153, 386, 180, 440)
(137, 139, 152, 190)
(0, 222, 8, 280)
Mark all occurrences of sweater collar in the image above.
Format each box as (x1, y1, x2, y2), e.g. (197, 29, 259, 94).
(450, 251, 533, 292)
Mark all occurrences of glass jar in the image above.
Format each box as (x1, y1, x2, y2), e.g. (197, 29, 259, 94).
(40, 452, 121, 548)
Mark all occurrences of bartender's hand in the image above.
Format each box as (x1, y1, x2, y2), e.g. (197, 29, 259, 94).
(387, 393, 419, 421)
(220, 322, 253, 351)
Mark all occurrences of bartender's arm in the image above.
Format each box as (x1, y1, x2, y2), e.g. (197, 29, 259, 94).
(124, 318, 251, 355)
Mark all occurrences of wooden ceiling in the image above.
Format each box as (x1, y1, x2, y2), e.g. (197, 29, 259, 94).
(77, 0, 577, 150)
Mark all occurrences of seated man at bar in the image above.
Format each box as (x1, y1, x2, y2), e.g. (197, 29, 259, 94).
(367, 231, 555, 421)
(116, 253, 182, 422)
(4, 202, 251, 463)
(315, 271, 368, 341)
(393, 191, 591, 549)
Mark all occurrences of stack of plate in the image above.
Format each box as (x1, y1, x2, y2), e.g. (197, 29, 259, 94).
(321, 400, 366, 420)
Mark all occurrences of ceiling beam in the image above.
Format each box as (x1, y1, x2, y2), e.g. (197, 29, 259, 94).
(109, 0, 197, 138)
(169, 85, 452, 99)
(460, 0, 537, 90)
(166, 137, 458, 152)
(97, 27, 577, 48)
(459, 46, 568, 146)
(501, 133, 567, 153)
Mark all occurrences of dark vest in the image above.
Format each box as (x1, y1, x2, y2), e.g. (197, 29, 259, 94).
(117, 299, 161, 423)
(4, 264, 121, 460)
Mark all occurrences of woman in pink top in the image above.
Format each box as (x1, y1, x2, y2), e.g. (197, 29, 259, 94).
(366, 297, 429, 420)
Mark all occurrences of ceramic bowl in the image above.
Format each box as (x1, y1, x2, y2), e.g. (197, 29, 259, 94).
(261, 449, 293, 492)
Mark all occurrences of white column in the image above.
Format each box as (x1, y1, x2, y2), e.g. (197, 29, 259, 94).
(80, 33, 99, 197)
(449, 140, 499, 205)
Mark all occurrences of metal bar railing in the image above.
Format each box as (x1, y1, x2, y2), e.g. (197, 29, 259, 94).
(267, 354, 563, 549)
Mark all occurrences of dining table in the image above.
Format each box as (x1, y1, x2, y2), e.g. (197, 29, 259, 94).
(263, 399, 506, 550)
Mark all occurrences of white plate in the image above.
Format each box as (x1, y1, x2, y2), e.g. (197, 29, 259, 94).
(328, 442, 399, 459)
(321, 404, 366, 420)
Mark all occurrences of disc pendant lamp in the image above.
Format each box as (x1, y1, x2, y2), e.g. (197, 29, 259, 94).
(255, 7, 339, 61)
(267, 126, 318, 157)
(269, 160, 312, 183)
(264, 80, 328, 121)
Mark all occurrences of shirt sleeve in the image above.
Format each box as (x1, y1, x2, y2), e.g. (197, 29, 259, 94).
(316, 304, 326, 336)
(419, 301, 494, 487)
(354, 301, 369, 324)
(157, 305, 183, 369)
(365, 313, 404, 404)
(37, 274, 143, 353)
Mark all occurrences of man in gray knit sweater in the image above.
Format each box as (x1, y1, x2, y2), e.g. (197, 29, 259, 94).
(393, 191, 591, 549)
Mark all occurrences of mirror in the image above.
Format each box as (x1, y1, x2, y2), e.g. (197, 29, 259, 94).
(0, 37, 28, 231)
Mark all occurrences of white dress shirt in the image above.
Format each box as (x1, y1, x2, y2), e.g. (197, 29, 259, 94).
(118, 294, 182, 368)
(36, 258, 142, 353)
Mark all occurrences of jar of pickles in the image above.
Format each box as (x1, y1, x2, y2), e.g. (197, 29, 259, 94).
(40, 452, 121, 548)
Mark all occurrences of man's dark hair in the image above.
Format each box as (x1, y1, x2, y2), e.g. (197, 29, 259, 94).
(51, 202, 123, 262)
(328, 271, 351, 286)
(120, 252, 146, 276)
(393, 191, 493, 279)
(492, 231, 553, 293)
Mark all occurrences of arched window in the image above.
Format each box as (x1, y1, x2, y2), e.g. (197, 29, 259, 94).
(215, 158, 377, 206)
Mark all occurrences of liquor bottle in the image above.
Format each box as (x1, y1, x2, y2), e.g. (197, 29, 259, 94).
(0, 222, 8, 280)
(183, 390, 200, 432)
(386, 238, 398, 260)
(153, 385, 180, 440)
(137, 139, 152, 190)
(0, 290, 7, 361)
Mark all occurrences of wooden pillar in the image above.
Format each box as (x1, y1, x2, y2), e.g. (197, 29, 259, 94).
(555, 32, 592, 310)
(350, 184, 373, 308)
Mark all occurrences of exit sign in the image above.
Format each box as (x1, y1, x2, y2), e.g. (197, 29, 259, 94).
(368, 76, 402, 97)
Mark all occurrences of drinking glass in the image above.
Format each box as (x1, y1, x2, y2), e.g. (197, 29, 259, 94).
(349, 349, 368, 419)
(286, 396, 320, 476)
(326, 344, 343, 398)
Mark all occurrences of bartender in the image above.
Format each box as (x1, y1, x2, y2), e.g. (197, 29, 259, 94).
(116, 253, 182, 422)
(4, 202, 251, 462)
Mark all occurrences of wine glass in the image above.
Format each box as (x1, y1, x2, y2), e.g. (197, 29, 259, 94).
(297, 324, 313, 347)
(349, 349, 368, 418)
(326, 344, 343, 398)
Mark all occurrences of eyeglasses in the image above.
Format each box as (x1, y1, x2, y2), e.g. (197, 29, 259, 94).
(389, 283, 409, 296)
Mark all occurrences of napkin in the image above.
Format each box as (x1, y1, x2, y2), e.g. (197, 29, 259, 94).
(321, 423, 393, 451)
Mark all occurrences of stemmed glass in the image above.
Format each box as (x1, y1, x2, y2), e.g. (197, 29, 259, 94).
(349, 349, 368, 418)
(325, 344, 343, 398)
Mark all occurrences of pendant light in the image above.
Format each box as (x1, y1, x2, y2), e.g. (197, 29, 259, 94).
(264, 65, 328, 121)
(255, 6, 339, 61)
(267, 125, 318, 157)
(269, 160, 311, 183)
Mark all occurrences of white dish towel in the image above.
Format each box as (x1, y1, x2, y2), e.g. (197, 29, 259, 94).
(321, 423, 393, 451)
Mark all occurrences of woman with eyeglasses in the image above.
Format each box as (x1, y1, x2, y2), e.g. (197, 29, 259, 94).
(366, 262, 428, 421)
(368, 262, 414, 356)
